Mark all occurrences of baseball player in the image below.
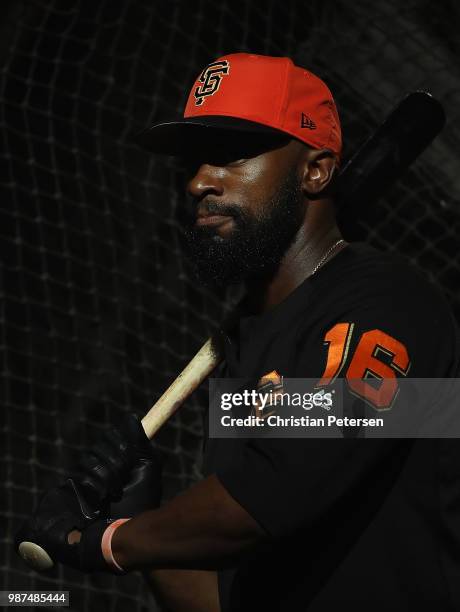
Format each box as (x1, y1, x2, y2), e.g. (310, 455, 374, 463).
(16, 54, 460, 611)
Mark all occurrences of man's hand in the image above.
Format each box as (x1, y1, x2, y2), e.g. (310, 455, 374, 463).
(14, 479, 110, 572)
(74, 412, 160, 508)
(15, 412, 163, 573)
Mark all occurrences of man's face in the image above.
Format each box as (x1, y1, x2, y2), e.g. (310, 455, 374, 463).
(183, 132, 306, 288)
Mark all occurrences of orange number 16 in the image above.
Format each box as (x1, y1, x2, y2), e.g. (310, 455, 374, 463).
(318, 323, 410, 410)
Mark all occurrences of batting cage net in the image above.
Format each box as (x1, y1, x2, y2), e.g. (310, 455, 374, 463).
(1, 0, 459, 610)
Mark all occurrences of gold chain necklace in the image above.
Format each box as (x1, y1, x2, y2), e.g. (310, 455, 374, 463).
(310, 238, 346, 277)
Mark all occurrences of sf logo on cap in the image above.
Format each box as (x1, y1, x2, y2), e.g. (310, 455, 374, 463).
(194, 60, 230, 106)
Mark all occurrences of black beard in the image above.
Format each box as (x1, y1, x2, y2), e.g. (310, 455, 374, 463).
(184, 168, 304, 289)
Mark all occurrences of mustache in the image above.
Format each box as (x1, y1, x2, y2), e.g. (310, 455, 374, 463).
(195, 199, 244, 220)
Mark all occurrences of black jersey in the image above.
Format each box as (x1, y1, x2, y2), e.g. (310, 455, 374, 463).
(203, 243, 460, 612)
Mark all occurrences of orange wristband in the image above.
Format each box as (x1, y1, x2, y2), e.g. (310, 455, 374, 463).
(101, 518, 131, 573)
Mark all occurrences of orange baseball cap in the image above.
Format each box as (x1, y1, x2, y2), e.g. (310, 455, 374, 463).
(135, 53, 342, 158)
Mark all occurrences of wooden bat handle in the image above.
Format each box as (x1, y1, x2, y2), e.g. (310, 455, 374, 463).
(141, 338, 221, 439)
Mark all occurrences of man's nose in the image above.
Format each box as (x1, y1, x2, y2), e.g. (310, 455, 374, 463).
(186, 164, 224, 199)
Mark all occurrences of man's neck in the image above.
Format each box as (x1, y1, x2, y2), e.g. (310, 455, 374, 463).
(245, 202, 344, 313)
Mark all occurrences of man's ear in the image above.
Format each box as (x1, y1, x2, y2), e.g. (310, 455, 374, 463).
(300, 149, 337, 197)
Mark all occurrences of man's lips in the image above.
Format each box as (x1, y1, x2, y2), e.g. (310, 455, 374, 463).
(196, 214, 234, 227)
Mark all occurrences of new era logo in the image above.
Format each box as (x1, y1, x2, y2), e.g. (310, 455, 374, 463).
(301, 113, 316, 129)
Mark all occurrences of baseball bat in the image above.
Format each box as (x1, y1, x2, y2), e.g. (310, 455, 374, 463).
(17, 90, 445, 572)
(141, 338, 219, 438)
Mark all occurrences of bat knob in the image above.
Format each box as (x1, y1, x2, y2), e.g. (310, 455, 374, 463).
(18, 541, 54, 571)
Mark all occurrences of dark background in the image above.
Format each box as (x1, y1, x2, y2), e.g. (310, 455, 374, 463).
(1, 1, 459, 610)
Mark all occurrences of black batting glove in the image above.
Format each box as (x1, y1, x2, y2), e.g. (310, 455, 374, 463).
(109, 450, 162, 517)
(73, 412, 160, 508)
(14, 479, 108, 572)
(15, 464, 159, 574)
(16, 457, 162, 574)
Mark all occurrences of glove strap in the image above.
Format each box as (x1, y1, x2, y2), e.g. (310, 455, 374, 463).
(101, 518, 131, 573)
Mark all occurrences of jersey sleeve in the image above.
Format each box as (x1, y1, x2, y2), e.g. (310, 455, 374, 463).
(213, 263, 459, 537)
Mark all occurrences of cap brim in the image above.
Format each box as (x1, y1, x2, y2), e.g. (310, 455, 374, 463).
(133, 115, 288, 155)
